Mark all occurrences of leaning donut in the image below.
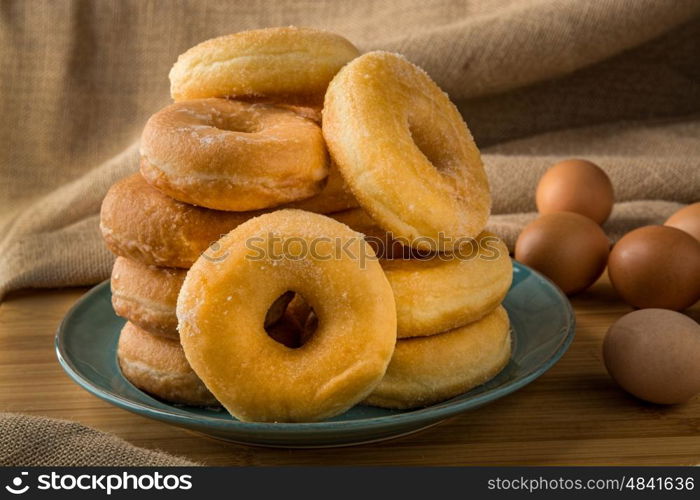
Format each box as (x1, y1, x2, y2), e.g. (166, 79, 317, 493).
(177, 210, 397, 422)
(117, 322, 219, 407)
(365, 306, 511, 409)
(140, 98, 328, 211)
(169, 27, 360, 105)
(323, 51, 491, 251)
(100, 173, 259, 268)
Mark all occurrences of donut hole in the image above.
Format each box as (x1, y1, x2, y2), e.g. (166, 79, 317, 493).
(264, 292, 317, 349)
(408, 123, 456, 176)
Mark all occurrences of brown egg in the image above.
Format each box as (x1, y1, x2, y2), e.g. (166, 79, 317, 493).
(608, 225, 700, 310)
(536, 159, 614, 224)
(603, 309, 700, 404)
(515, 212, 610, 295)
(665, 202, 700, 242)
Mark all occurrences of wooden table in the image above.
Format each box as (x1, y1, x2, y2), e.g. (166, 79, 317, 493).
(1, 274, 698, 466)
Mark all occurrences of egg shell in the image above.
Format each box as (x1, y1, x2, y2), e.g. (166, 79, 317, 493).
(536, 159, 614, 224)
(603, 308, 700, 404)
(665, 202, 700, 242)
(515, 212, 610, 295)
(608, 225, 700, 310)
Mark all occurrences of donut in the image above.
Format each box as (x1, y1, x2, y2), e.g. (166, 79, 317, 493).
(169, 27, 360, 105)
(111, 257, 186, 339)
(111, 257, 295, 339)
(382, 232, 512, 338)
(386, 232, 513, 338)
(323, 51, 491, 252)
(100, 173, 259, 268)
(140, 98, 328, 211)
(332, 209, 513, 336)
(365, 306, 512, 409)
(177, 210, 397, 422)
(117, 322, 219, 407)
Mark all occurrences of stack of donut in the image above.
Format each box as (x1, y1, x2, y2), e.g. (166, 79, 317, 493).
(100, 27, 513, 422)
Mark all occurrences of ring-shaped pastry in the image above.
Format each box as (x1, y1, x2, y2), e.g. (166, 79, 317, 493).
(140, 98, 328, 211)
(332, 209, 512, 336)
(100, 174, 260, 268)
(111, 257, 186, 339)
(323, 51, 491, 251)
(177, 210, 397, 422)
(365, 306, 511, 409)
(117, 322, 219, 407)
(382, 233, 512, 338)
(169, 27, 360, 105)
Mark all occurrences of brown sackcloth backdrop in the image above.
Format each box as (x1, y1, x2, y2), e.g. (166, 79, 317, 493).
(0, 0, 699, 465)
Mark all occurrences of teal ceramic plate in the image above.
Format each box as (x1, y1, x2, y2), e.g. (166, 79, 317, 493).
(56, 261, 574, 448)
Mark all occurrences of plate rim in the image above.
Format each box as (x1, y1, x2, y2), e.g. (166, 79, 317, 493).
(55, 261, 575, 435)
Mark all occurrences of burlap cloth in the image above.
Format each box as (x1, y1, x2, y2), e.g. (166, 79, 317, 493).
(0, 413, 195, 466)
(0, 0, 699, 465)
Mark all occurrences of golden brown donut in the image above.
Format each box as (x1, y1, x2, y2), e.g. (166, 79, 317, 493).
(323, 51, 491, 252)
(169, 27, 360, 105)
(140, 98, 328, 211)
(111, 257, 186, 339)
(101, 173, 356, 269)
(117, 322, 219, 407)
(365, 306, 511, 409)
(381, 233, 512, 338)
(332, 209, 513, 336)
(100, 173, 260, 268)
(177, 210, 397, 422)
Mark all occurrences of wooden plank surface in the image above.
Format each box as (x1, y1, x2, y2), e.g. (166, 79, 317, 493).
(0, 274, 698, 466)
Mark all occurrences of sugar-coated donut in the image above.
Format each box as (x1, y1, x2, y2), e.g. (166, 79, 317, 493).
(323, 51, 491, 251)
(117, 322, 219, 407)
(365, 306, 511, 409)
(140, 98, 328, 211)
(111, 257, 186, 339)
(332, 209, 513, 336)
(169, 27, 360, 105)
(177, 210, 397, 422)
(382, 232, 512, 338)
(100, 173, 260, 268)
